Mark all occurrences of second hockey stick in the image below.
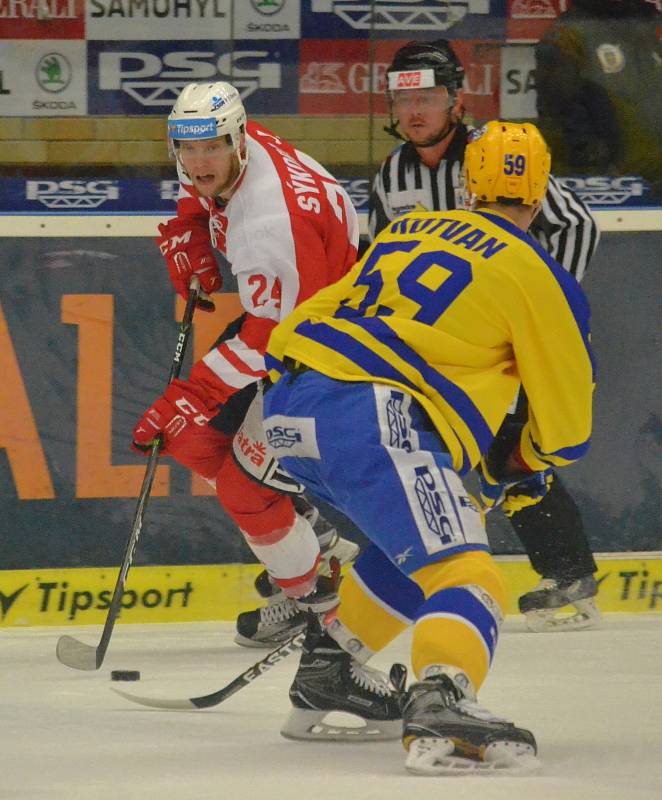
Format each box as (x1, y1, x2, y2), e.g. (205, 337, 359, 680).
(110, 629, 305, 709)
(56, 277, 201, 671)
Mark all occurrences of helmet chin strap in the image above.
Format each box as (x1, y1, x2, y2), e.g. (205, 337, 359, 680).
(410, 117, 458, 149)
(383, 119, 406, 142)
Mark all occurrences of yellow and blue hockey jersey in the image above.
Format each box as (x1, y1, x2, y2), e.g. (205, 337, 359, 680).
(266, 208, 595, 475)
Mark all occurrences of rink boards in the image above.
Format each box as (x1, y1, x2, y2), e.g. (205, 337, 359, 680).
(1, 554, 661, 627)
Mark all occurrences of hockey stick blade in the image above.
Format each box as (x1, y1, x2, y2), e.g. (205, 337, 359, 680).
(54, 278, 200, 672)
(110, 630, 305, 710)
(56, 634, 100, 671)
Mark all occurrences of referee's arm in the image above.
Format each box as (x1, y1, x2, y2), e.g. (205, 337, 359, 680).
(531, 174, 600, 282)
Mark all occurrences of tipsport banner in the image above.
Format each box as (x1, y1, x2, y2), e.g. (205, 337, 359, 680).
(1, 558, 662, 626)
(87, 39, 298, 115)
(0, 564, 267, 626)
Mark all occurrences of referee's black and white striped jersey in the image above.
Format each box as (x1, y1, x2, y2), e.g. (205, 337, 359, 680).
(369, 123, 600, 282)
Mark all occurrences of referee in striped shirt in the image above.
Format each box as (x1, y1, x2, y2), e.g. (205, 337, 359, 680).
(369, 40, 601, 631)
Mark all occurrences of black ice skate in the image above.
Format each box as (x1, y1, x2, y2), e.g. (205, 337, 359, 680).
(234, 574, 306, 648)
(234, 562, 342, 648)
(519, 574, 601, 632)
(402, 674, 540, 776)
(280, 619, 402, 742)
(234, 501, 359, 648)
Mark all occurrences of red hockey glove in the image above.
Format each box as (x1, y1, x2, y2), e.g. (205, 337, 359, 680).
(156, 216, 220, 311)
(131, 379, 217, 456)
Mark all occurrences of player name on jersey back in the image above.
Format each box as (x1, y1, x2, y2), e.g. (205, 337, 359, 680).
(388, 214, 508, 260)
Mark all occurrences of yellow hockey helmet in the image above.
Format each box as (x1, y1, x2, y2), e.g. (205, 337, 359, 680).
(464, 121, 551, 207)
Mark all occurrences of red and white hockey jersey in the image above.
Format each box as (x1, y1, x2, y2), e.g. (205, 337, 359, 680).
(175, 122, 360, 406)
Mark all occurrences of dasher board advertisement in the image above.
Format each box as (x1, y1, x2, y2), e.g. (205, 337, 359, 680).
(301, 0, 506, 40)
(86, 0, 300, 40)
(87, 39, 298, 114)
(0, 0, 84, 39)
(0, 40, 87, 115)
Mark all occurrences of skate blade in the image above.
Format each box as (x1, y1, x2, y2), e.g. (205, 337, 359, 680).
(405, 737, 541, 776)
(233, 633, 275, 648)
(524, 598, 601, 633)
(281, 708, 401, 742)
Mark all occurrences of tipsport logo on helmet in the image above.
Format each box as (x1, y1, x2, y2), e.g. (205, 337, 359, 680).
(307, 0, 490, 33)
(167, 118, 217, 139)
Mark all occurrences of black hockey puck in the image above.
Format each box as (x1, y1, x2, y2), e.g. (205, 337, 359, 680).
(111, 670, 141, 681)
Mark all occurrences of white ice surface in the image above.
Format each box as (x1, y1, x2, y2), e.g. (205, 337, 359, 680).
(2, 615, 661, 800)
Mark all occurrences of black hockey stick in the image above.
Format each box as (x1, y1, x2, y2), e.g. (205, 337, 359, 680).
(110, 630, 305, 709)
(56, 277, 201, 671)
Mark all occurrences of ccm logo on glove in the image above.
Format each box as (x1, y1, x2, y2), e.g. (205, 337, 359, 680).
(132, 380, 216, 455)
(156, 217, 221, 310)
(158, 229, 193, 255)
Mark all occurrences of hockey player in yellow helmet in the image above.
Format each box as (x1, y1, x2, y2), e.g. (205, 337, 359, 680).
(464, 121, 551, 208)
(263, 118, 594, 775)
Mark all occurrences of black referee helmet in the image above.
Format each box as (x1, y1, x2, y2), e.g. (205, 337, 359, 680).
(387, 39, 465, 96)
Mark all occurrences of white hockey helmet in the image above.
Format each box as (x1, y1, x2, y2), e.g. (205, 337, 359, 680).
(167, 82, 248, 176)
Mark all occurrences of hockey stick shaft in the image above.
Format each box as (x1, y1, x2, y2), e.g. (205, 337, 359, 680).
(56, 278, 201, 671)
(110, 630, 305, 710)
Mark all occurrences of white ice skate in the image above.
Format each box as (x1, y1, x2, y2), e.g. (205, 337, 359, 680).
(405, 735, 541, 776)
(402, 674, 541, 776)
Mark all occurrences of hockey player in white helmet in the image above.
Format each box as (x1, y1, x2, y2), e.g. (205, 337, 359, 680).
(131, 81, 367, 650)
(167, 82, 248, 211)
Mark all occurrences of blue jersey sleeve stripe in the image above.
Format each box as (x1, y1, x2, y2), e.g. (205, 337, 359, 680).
(533, 437, 591, 462)
(476, 210, 595, 379)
